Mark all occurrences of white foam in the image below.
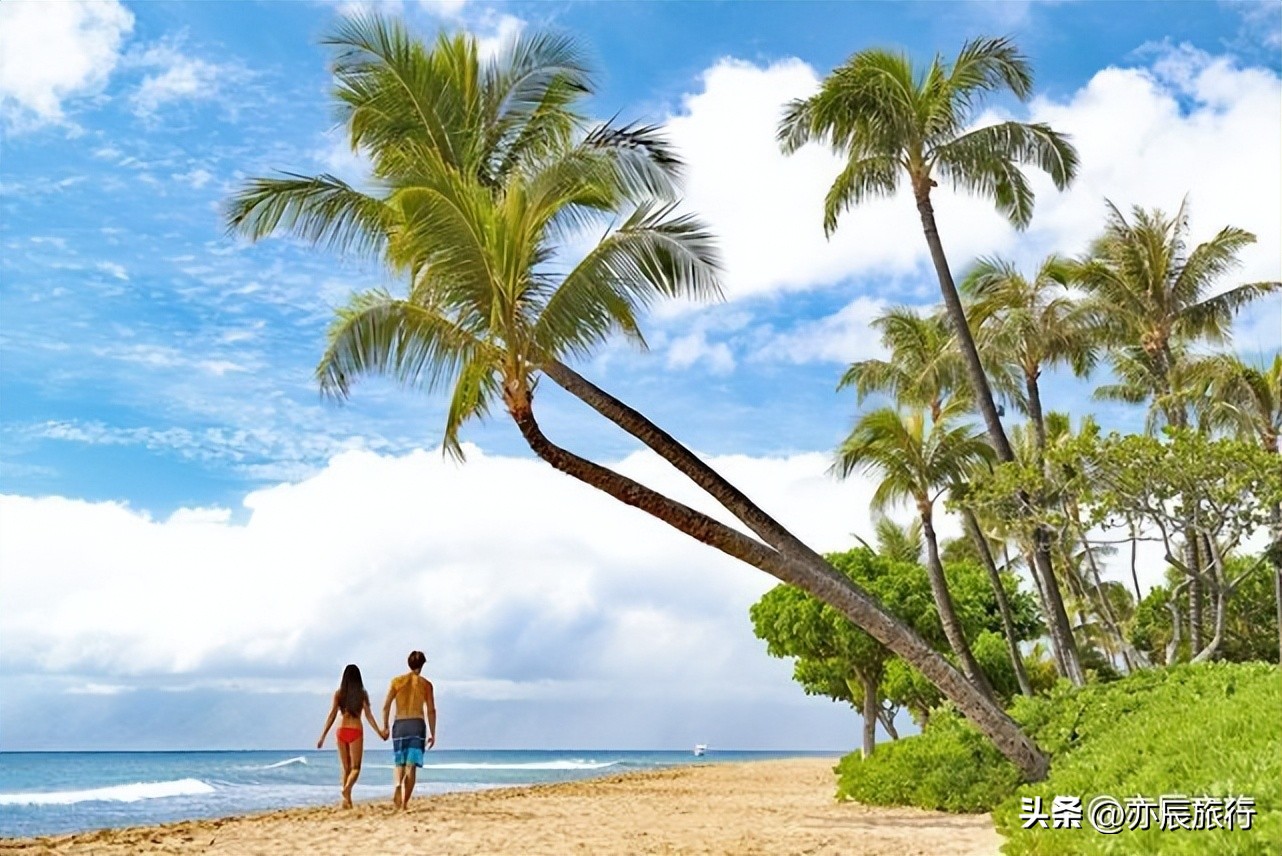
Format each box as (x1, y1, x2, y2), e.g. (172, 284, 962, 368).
(0, 778, 215, 806)
(422, 760, 618, 771)
(259, 756, 308, 770)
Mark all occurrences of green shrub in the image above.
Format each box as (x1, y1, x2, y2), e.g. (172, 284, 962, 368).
(994, 662, 1281, 855)
(835, 710, 1021, 812)
(834, 662, 1280, 856)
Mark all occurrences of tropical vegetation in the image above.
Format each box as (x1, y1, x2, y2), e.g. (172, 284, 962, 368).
(223, 15, 1281, 849)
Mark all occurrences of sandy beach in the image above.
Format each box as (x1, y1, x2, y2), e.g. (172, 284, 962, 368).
(0, 758, 1000, 855)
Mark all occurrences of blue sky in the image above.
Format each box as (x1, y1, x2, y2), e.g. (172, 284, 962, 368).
(0, 0, 1279, 752)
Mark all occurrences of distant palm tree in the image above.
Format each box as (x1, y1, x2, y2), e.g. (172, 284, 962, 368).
(780, 36, 1084, 684)
(839, 306, 1019, 420)
(845, 304, 1032, 692)
(962, 255, 1096, 460)
(1076, 200, 1280, 429)
(868, 515, 924, 565)
(226, 17, 1049, 778)
(835, 404, 997, 698)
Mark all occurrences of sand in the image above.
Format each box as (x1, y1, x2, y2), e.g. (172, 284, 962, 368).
(0, 758, 1001, 855)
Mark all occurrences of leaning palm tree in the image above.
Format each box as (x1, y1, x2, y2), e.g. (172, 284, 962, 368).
(779, 36, 1084, 684)
(226, 17, 1049, 779)
(835, 403, 997, 698)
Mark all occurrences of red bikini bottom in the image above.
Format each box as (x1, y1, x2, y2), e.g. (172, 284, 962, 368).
(337, 727, 362, 745)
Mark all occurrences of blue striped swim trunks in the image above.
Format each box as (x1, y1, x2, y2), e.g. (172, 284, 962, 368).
(392, 718, 426, 767)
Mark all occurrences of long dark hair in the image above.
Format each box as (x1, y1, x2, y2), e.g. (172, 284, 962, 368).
(337, 664, 367, 717)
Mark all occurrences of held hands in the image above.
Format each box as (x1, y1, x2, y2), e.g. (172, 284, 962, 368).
(380, 728, 390, 741)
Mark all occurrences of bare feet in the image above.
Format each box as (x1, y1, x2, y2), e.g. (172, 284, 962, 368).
(392, 784, 403, 810)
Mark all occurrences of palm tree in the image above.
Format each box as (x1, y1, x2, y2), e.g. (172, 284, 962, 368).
(779, 36, 1084, 684)
(962, 255, 1095, 461)
(840, 308, 967, 421)
(778, 37, 1077, 464)
(862, 515, 924, 565)
(226, 17, 1049, 779)
(835, 404, 997, 698)
(1076, 200, 1280, 429)
(844, 304, 1032, 692)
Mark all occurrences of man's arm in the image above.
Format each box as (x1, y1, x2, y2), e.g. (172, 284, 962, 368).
(423, 678, 437, 749)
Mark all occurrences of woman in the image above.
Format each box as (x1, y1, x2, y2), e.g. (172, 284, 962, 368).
(317, 664, 387, 808)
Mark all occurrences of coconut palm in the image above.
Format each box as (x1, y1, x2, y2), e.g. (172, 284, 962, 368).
(962, 254, 1096, 460)
(835, 403, 997, 698)
(779, 36, 1084, 684)
(840, 308, 967, 421)
(226, 17, 1049, 779)
(1077, 201, 1280, 648)
(1076, 200, 1281, 429)
(778, 36, 1078, 464)
(845, 304, 1033, 692)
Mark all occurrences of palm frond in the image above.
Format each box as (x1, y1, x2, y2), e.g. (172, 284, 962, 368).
(225, 173, 392, 259)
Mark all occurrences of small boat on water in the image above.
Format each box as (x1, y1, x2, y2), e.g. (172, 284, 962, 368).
(693, 744, 707, 756)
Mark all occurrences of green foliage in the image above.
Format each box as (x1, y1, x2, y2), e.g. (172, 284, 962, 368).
(1132, 555, 1280, 665)
(836, 710, 1022, 812)
(836, 663, 1281, 854)
(995, 663, 1281, 855)
(752, 549, 1043, 723)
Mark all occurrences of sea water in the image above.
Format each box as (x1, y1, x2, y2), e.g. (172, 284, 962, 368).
(0, 749, 834, 838)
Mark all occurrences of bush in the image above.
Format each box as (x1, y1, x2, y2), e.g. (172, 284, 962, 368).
(835, 709, 1021, 812)
(994, 662, 1280, 855)
(834, 662, 1280, 855)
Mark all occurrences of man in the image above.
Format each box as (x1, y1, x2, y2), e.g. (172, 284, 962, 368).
(382, 649, 437, 809)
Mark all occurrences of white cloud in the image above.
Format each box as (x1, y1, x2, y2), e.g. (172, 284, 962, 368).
(0, 0, 134, 132)
(173, 168, 213, 189)
(127, 40, 245, 118)
(666, 330, 736, 374)
(0, 446, 910, 719)
(664, 46, 1282, 309)
(475, 13, 524, 61)
(418, 0, 468, 18)
(96, 261, 129, 281)
(753, 296, 891, 365)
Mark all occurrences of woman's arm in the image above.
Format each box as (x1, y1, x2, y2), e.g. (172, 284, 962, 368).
(363, 694, 387, 740)
(317, 692, 339, 748)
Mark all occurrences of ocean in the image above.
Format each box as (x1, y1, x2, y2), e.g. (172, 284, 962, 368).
(0, 749, 837, 839)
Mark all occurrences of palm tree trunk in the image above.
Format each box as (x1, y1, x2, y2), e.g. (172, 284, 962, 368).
(961, 507, 1033, 695)
(913, 185, 1014, 461)
(920, 509, 997, 700)
(504, 391, 1049, 781)
(1025, 367, 1048, 464)
(914, 187, 1084, 686)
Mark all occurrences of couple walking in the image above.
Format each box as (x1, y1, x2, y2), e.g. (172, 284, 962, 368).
(316, 650, 438, 809)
